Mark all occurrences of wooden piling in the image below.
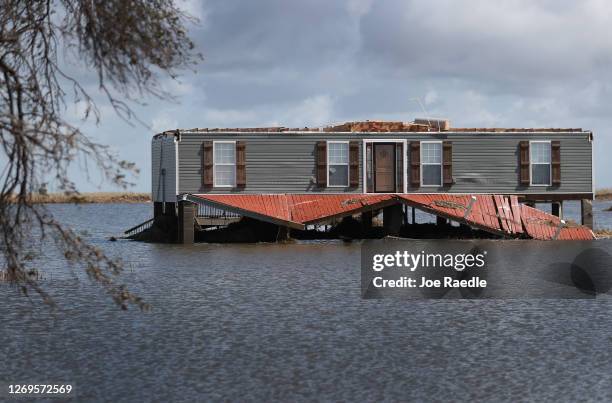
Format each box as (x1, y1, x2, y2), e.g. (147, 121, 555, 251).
(383, 205, 402, 235)
(581, 199, 593, 229)
(436, 216, 448, 226)
(551, 201, 563, 219)
(177, 200, 196, 244)
(164, 201, 177, 217)
(277, 226, 290, 241)
(361, 211, 373, 230)
(154, 201, 163, 218)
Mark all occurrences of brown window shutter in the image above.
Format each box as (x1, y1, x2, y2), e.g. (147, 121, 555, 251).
(519, 141, 530, 185)
(551, 140, 561, 185)
(349, 141, 359, 187)
(443, 141, 453, 186)
(236, 141, 246, 188)
(550, 140, 561, 186)
(316, 141, 327, 187)
(366, 143, 373, 192)
(202, 141, 213, 187)
(410, 141, 420, 187)
(395, 143, 404, 192)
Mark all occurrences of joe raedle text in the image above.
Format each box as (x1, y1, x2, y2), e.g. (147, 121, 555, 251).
(372, 276, 487, 289)
(370, 250, 488, 290)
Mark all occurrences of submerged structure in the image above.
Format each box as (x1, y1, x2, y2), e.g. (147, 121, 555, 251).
(133, 119, 596, 242)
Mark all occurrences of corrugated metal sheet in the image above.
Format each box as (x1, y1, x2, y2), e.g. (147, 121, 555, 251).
(397, 194, 506, 236)
(519, 204, 594, 240)
(397, 194, 594, 240)
(288, 194, 395, 224)
(188, 193, 595, 240)
(189, 194, 395, 229)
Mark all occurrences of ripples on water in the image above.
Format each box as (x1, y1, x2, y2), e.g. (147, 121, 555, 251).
(1, 202, 612, 402)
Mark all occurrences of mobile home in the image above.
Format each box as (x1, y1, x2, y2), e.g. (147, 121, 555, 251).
(149, 119, 594, 242)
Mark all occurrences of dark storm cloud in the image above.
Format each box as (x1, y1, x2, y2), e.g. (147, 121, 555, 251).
(197, 0, 362, 72)
(62, 0, 611, 191)
(359, 1, 612, 83)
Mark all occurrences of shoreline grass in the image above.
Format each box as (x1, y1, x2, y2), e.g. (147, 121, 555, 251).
(27, 192, 151, 204)
(596, 188, 612, 200)
(594, 229, 612, 239)
(14, 188, 612, 204)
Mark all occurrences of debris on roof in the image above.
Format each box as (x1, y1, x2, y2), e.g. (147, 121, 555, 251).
(157, 118, 586, 135)
(322, 121, 429, 132)
(414, 118, 450, 131)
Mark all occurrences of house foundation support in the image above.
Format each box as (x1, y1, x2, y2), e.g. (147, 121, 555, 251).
(178, 200, 196, 244)
(383, 205, 403, 236)
(361, 211, 373, 231)
(436, 216, 448, 226)
(164, 201, 177, 217)
(581, 199, 593, 229)
(277, 226, 290, 241)
(154, 202, 163, 218)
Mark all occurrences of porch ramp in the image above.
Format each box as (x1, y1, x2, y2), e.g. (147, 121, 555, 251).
(187, 194, 594, 240)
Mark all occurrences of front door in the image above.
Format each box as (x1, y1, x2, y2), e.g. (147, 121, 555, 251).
(374, 144, 395, 192)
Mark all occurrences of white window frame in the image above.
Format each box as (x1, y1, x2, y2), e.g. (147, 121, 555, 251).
(213, 141, 236, 188)
(420, 141, 443, 187)
(327, 141, 350, 188)
(361, 139, 407, 194)
(530, 140, 552, 187)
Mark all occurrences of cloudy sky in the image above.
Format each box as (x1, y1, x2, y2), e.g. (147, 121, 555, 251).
(66, 0, 611, 191)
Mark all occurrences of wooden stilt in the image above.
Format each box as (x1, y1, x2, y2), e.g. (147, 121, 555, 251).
(383, 205, 402, 235)
(581, 199, 593, 229)
(177, 200, 196, 244)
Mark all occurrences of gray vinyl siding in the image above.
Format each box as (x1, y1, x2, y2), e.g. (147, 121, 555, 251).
(178, 133, 362, 194)
(439, 134, 592, 194)
(151, 135, 177, 202)
(176, 131, 592, 196)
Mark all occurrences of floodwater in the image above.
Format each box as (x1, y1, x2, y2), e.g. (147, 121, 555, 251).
(1, 202, 612, 402)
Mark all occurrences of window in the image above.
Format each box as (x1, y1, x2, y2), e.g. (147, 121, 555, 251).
(531, 141, 551, 186)
(328, 141, 349, 187)
(421, 142, 442, 186)
(214, 142, 236, 187)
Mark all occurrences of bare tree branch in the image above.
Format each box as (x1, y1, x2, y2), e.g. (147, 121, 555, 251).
(0, 0, 201, 309)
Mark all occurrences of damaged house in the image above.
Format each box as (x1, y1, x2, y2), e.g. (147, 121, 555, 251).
(133, 119, 595, 242)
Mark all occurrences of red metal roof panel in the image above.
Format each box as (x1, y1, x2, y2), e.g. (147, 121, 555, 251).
(189, 193, 595, 240)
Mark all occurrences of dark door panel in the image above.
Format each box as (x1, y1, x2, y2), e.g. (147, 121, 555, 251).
(374, 144, 395, 192)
